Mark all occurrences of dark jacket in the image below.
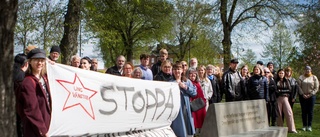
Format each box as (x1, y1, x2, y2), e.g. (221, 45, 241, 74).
(268, 77, 277, 102)
(105, 65, 121, 76)
(222, 68, 245, 102)
(17, 75, 51, 137)
(247, 75, 269, 102)
(153, 71, 173, 81)
(275, 78, 291, 97)
(208, 75, 221, 103)
(151, 60, 162, 76)
(287, 77, 300, 100)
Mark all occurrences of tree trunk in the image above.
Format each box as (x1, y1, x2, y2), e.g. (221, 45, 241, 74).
(0, 0, 18, 136)
(222, 31, 232, 72)
(60, 0, 81, 64)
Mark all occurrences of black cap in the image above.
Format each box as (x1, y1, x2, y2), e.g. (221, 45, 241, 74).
(14, 53, 27, 66)
(27, 48, 46, 59)
(230, 58, 239, 63)
(257, 61, 263, 65)
(50, 46, 61, 54)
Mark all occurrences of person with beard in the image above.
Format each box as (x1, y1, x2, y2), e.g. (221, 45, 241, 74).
(48, 46, 61, 62)
(91, 58, 98, 71)
(106, 55, 126, 76)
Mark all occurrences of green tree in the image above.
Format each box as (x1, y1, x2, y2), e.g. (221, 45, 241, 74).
(239, 49, 257, 70)
(218, 0, 296, 71)
(14, 0, 38, 53)
(295, 2, 320, 77)
(261, 23, 295, 69)
(0, 0, 18, 136)
(35, 0, 64, 51)
(165, 0, 216, 61)
(84, 0, 173, 65)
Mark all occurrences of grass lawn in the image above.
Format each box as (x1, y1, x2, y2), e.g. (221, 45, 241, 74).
(287, 103, 320, 137)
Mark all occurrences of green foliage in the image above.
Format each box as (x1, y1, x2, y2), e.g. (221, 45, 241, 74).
(14, 0, 65, 52)
(164, 0, 217, 62)
(260, 23, 295, 69)
(84, 0, 174, 66)
(294, 3, 320, 77)
(239, 49, 257, 70)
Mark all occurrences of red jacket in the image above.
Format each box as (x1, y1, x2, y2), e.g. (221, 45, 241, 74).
(17, 74, 51, 137)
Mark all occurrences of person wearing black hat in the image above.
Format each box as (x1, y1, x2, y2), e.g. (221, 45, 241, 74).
(13, 53, 28, 137)
(16, 48, 51, 137)
(222, 58, 245, 102)
(48, 46, 61, 62)
(257, 60, 264, 67)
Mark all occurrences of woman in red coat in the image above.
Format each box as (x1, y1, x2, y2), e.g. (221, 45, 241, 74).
(17, 48, 51, 137)
(186, 67, 207, 135)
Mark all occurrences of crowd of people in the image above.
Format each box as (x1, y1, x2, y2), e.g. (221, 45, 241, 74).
(13, 46, 319, 137)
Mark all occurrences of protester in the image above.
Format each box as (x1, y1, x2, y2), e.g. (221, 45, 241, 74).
(91, 58, 98, 71)
(153, 60, 173, 81)
(247, 65, 269, 101)
(264, 67, 277, 126)
(170, 62, 197, 137)
(106, 55, 125, 76)
(240, 65, 250, 100)
(222, 58, 245, 102)
(267, 62, 277, 76)
(132, 67, 143, 79)
(48, 46, 61, 62)
(70, 55, 80, 67)
(14, 53, 29, 137)
(24, 45, 37, 55)
(206, 64, 221, 103)
(256, 60, 264, 68)
(79, 56, 93, 70)
(187, 67, 206, 135)
(197, 65, 213, 110)
(122, 62, 134, 78)
(297, 66, 319, 132)
(181, 61, 189, 76)
(275, 69, 297, 133)
(17, 48, 51, 137)
(151, 48, 168, 76)
(139, 54, 153, 80)
(189, 58, 198, 69)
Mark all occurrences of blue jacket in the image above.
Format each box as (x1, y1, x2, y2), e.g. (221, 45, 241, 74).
(171, 79, 197, 136)
(247, 75, 269, 102)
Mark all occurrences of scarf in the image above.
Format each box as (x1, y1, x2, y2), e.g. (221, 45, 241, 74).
(208, 75, 213, 80)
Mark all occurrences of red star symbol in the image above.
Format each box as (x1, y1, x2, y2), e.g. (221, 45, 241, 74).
(56, 73, 97, 120)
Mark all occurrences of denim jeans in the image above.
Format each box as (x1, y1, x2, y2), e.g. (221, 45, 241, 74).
(299, 95, 316, 127)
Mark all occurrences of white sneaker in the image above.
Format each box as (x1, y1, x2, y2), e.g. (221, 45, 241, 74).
(302, 127, 306, 131)
(307, 126, 312, 132)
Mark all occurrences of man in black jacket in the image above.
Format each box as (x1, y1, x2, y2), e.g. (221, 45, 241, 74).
(105, 55, 126, 76)
(222, 58, 245, 102)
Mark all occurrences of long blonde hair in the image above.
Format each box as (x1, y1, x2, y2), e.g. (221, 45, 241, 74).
(26, 58, 47, 77)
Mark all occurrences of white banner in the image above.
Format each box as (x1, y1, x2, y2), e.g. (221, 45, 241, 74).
(47, 63, 180, 136)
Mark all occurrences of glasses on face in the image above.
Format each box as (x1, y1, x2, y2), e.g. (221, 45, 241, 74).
(182, 64, 187, 66)
(265, 72, 270, 73)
